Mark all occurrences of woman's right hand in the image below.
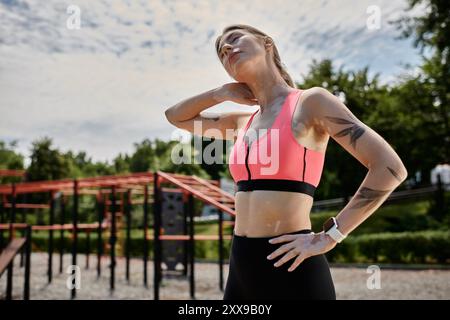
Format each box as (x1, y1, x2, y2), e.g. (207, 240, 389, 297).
(214, 83, 259, 106)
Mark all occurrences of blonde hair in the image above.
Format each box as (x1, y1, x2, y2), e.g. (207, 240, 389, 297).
(215, 24, 295, 88)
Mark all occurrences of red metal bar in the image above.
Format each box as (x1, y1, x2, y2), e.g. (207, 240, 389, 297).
(149, 234, 233, 241)
(0, 222, 108, 231)
(0, 169, 25, 177)
(0, 171, 221, 195)
(157, 171, 235, 216)
(191, 176, 234, 202)
(3, 203, 50, 209)
(0, 172, 156, 194)
(0, 223, 27, 231)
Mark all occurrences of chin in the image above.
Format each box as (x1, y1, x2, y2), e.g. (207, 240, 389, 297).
(231, 59, 253, 80)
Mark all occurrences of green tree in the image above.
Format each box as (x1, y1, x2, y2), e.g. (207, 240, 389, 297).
(27, 137, 70, 181)
(129, 139, 157, 172)
(113, 153, 130, 173)
(62, 151, 114, 177)
(161, 135, 215, 179)
(0, 140, 25, 184)
(393, 0, 450, 164)
(127, 137, 209, 178)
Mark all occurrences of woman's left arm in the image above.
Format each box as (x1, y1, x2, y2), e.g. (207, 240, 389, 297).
(268, 87, 408, 271)
(306, 87, 408, 235)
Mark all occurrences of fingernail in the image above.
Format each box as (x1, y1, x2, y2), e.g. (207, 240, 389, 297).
(266, 255, 271, 259)
(268, 239, 273, 243)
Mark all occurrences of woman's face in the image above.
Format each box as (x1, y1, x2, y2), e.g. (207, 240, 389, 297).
(217, 30, 267, 80)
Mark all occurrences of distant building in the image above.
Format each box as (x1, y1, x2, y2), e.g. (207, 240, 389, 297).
(431, 163, 450, 190)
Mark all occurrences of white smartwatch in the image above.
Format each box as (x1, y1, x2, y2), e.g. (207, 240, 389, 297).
(323, 217, 347, 243)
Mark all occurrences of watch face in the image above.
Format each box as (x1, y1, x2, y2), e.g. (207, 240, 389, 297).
(323, 217, 335, 232)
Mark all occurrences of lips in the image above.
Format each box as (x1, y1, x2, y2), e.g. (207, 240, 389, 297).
(228, 51, 241, 65)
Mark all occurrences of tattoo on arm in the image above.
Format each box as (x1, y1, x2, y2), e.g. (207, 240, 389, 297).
(325, 116, 366, 149)
(387, 166, 403, 182)
(348, 186, 391, 213)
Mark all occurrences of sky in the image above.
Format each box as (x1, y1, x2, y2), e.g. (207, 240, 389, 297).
(0, 0, 423, 166)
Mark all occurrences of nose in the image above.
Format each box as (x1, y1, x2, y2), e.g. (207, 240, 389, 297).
(221, 44, 232, 60)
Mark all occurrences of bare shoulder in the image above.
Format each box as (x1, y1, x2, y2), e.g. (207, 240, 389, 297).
(295, 86, 334, 135)
(299, 86, 336, 114)
(301, 86, 330, 99)
(299, 86, 363, 137)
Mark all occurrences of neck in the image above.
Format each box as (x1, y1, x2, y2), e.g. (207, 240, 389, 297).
(242, 66, 293, 114)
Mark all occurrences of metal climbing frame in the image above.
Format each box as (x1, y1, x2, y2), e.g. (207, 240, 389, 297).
(0, 170, 236, 300)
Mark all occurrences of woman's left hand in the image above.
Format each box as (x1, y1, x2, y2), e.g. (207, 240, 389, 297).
(267, 231, 337, 272)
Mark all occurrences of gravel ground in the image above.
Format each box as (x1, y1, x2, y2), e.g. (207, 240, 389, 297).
(0, 253, 448, 300)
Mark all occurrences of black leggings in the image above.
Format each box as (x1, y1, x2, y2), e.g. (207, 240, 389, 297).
(223, 229, 336, 300)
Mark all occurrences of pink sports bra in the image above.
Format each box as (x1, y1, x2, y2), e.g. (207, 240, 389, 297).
(228, 89, 325, 197)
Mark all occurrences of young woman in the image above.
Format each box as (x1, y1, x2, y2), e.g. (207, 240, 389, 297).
(165, 24, 408, 300)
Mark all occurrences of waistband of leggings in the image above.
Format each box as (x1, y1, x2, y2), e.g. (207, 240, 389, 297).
(232, 228, 313, 241)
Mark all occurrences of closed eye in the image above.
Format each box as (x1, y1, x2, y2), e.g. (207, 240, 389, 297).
(220, 34, 241, 59)
(230, 35, 239, 43)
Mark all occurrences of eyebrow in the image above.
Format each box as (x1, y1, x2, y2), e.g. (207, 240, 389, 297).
(218, 31, 242, 54)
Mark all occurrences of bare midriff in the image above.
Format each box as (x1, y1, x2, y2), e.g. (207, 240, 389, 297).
(233, 190, 314, 237)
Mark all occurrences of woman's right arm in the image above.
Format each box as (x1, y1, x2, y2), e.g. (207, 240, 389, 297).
(164, 84, 257, 141)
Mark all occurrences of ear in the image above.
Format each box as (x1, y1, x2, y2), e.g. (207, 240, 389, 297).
(264, 36, 274, 50)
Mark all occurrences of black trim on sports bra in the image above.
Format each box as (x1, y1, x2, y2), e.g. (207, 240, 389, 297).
(236, 179, 316, 197)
